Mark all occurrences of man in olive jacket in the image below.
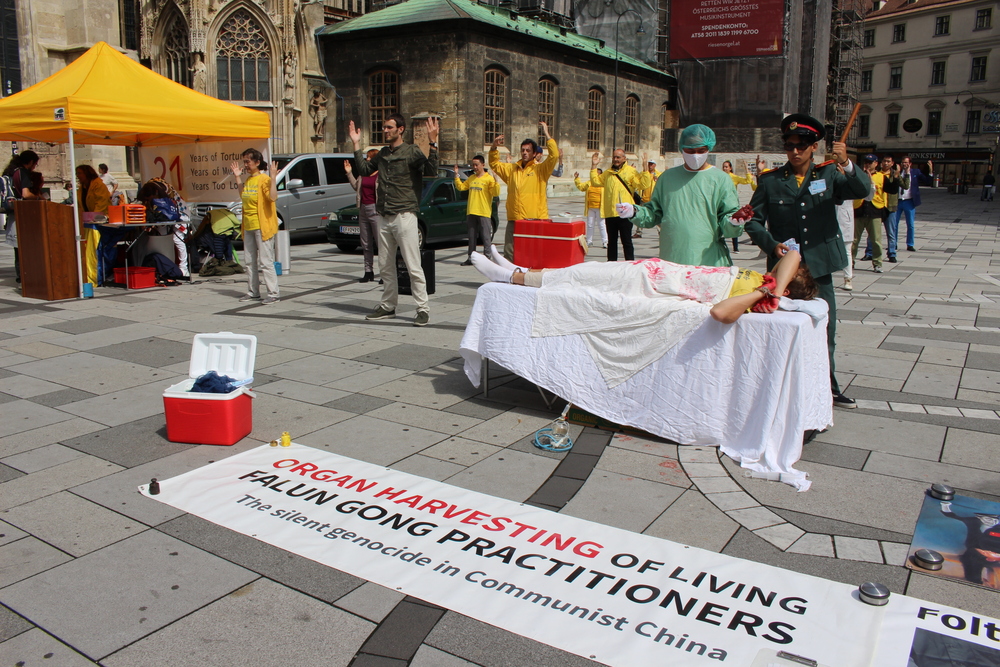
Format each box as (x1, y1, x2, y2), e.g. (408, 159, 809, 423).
(745, 114, 871, 409)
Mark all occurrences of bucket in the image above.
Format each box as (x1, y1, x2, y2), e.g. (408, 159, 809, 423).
(82, 283, 94, 298)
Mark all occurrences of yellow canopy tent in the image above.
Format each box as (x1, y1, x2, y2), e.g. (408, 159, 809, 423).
(0, 41, 271, 296)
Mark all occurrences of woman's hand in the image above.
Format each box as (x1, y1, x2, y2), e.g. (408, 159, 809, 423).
(230, 161, 241, 177)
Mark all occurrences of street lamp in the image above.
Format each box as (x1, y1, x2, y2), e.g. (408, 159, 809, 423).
(955, 90, 976, 193)
(612, 9, 645, 152)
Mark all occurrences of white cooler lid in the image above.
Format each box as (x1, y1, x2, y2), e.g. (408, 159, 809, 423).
(189, 332, 257, 381)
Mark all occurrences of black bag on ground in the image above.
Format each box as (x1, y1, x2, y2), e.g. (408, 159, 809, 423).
(396, 248, 435, 296)
(142, 252, 183, 281)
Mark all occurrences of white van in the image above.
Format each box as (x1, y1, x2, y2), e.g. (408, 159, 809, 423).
(191, 153, 356, 237)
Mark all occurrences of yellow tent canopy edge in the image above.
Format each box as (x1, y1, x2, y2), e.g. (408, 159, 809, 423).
(0, 42, 271, 146)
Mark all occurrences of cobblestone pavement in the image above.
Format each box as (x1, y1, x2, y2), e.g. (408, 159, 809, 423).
(0, 187, 997, 665)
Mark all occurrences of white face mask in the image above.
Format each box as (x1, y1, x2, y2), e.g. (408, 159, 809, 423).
(683, 151, 709, 170)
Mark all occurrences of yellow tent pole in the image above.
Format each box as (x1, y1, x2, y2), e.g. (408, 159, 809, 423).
(68, 128, 84, 299)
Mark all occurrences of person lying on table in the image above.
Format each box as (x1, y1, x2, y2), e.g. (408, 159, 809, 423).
(468, 243, 817, 324)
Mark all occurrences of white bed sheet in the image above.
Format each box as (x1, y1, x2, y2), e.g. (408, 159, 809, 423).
(460, 283, 833, 491)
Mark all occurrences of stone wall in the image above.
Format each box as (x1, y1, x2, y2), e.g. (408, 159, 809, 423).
(322, 24, 676, 168)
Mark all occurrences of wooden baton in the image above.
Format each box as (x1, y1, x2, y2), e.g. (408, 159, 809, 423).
(839, 103, 863, 143)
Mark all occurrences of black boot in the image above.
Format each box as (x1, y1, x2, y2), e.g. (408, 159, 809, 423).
(359, 271, 375, 283)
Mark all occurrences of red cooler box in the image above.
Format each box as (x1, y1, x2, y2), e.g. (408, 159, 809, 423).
(513, 219, 586, 269)
(163, 332, 257, 445)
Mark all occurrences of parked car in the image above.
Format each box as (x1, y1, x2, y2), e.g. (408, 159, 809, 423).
(326, 176, 499, 252)
(190, 153, 356, 237)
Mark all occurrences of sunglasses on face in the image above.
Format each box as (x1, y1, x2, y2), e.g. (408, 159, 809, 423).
(783, 141, 811, 152)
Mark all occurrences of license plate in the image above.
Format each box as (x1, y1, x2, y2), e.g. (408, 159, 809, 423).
(340, 225, 360, 235)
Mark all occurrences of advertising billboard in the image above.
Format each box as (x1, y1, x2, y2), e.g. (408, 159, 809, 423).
(670, 0, 786, 60)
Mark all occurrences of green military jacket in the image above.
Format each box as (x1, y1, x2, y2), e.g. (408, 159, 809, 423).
(745, 159, 871, 276)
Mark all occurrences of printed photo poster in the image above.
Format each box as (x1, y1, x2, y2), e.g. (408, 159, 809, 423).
(142, 444, 888, 667)
(907, 493, 1000, 590)
(139, 139, 269, 203)
(872, 597, 1000, 666)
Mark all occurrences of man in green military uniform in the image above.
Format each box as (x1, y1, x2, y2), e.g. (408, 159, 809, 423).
(745, 114, 871, 409)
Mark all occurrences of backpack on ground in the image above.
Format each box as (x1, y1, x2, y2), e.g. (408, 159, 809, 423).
(142, 251, 184, 282)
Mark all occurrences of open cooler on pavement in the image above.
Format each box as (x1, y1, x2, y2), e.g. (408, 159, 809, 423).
(163, 332, 257, 445)
(513, 219, 587, 269)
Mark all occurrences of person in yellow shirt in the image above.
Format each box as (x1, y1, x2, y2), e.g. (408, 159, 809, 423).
(76, 165, 111, 286)
(591, 149, 641, 261)
(573, 170, 606, 248)
(851, 154, 885, 273)
(633, 156, 662, 239)
(721, 159, 763, 253)
(229, 148, 280, 304)
(454, 156, 500, 265)
(489, 121, 558, 261)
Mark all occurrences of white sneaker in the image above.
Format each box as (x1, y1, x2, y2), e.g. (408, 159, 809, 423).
(842, 278, 853, 291)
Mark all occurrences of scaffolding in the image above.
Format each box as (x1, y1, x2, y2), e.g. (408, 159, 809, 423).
(827, 0, 868, 142)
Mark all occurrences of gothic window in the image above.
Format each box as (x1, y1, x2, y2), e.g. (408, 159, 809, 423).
(162, 12, 190, 88)
(538, 77, 557, 145)
(369, 70, 398, 145)
(624, 95, 639, 154)
(121, 0, 140, 52)
(0, 0, 21, 96)
(216, 10, 270, 102)
(484, 68, 506, 145)
(587, 88, 603, 151)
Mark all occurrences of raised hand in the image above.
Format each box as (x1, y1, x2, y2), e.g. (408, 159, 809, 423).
(492, 134, 505, 149)
(539, 121, 550, 140)
(269, 160, 279, 175)
(344, 160, 352, 174)
(348, 120, 362, 147)
(832, 141, 848, 165)
(573, 171, 579, 179)
(591, 152, 601, 167)
(426, 116, 440, 143)
(229, 161, 241, 177)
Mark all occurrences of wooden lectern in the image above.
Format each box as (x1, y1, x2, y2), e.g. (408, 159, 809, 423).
(15, 200, 80, 301)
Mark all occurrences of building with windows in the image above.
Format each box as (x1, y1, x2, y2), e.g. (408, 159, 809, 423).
(859, 0, 1000, 186)
(316, 0, 677, 165)
(0, 0, 362, 191)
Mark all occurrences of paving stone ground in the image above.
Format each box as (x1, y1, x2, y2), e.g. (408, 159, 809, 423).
(0, 186, 998, 665)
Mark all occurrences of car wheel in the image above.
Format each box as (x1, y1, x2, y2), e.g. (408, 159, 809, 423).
(417, 224, 426, 250)
(336, 242, 359, 253)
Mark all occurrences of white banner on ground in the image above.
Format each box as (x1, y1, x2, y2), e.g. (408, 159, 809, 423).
(142, 445, 998, 666)
(139, 140, 268, 203)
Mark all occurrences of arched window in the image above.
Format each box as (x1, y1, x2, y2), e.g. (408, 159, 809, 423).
(659, 103, 670, 155)
(162, 10, 190, 88)
(624, 95, 639, 154)
(538, 77, 557, 144)
(587, 88, 603, 151)
(216, 9, 270, 102)
(484, 68, 506, 145)
(369, 70, 398, 145)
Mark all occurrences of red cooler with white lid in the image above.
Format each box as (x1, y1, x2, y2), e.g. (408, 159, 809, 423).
(163, 332, 257, 445)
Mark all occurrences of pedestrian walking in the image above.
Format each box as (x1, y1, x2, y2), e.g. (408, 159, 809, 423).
(982, 172, 995, 202)
(350, 113, 439, 327)
(454, 156, 499, 265)
(489, 121, 558, 261)
(230, 148, 280, 304)
(744, 113, 871, 409)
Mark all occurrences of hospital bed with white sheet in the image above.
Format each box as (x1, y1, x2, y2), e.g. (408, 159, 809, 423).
(459, 282, 833, 491)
